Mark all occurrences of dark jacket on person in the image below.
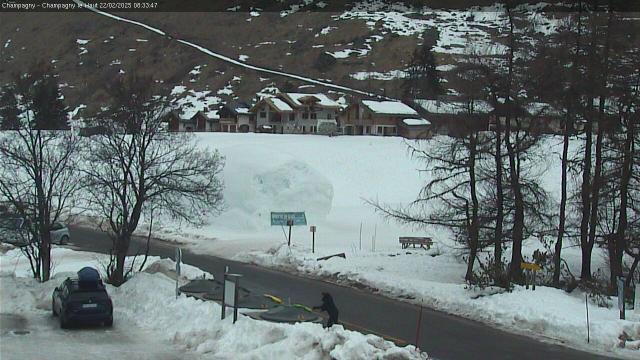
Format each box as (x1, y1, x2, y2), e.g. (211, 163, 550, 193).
(314, 292, 339, 326)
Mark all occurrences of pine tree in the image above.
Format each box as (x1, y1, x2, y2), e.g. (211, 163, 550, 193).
(403, 29, 443, 99)
(0, 87, 20, 130)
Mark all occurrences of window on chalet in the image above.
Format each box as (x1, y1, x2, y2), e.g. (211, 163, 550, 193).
(327, 113, 333, 119)
(289, 113, 295, 121)
(310, 112, 317, 119)
(260, 111, 266, 118)
(303, 112, 309, 119)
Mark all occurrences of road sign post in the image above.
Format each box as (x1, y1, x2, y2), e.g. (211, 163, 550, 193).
(287, 219, 293, 247)
(270, 212, 307, 247)
(617, 277, 625, 320)
(175, 247, 182, 299)
(310, 225, 316, 253)
(221, 270, 242, 324)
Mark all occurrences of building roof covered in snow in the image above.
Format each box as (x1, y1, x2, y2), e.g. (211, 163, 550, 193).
(361, 100, 418, 116)
(402, 118, 431, 126)
(281, 93, 341, 108)
(265, 97, 294, 112)
(220, 101, 251, 116)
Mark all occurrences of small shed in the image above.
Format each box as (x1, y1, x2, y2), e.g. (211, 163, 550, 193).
(398, 118, 433, 139)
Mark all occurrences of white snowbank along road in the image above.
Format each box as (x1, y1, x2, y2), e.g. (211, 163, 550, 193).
(0, 247, 427, 360)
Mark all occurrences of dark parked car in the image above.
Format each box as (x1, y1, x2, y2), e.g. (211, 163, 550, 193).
(52, 267, 113, 328)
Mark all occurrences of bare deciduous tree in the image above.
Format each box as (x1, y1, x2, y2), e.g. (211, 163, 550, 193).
(0, 69, 81, 282)
(83, 74, 225, 286)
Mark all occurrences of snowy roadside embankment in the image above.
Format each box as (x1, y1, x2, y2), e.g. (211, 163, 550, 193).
(235, 244, 640, 358)
(0, 247, 428, 360)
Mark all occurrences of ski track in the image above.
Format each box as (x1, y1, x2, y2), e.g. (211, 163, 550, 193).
(72, 0, 385, 99)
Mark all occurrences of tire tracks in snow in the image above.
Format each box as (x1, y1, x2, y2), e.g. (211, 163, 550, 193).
(72, 0, 388, 99)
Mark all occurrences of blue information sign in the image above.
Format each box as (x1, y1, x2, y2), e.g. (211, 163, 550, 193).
(270, 212, 307, 226)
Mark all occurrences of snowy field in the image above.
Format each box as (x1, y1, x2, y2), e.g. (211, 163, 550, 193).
(0, 246, 426, 360)
(94, 132, 640, 358)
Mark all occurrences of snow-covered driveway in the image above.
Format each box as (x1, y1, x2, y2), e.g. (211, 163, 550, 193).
(1, 298, 196, 360)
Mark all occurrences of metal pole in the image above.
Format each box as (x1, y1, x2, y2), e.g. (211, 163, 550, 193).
(415, 304, 423, 349)
(532, 270, 536, 291)
(221, 273, 226, 320)
(288, 224, 292, 247)
(312, 231, 315, 254)
(233, 277, 239, 324)
(585, 293, 590, 343)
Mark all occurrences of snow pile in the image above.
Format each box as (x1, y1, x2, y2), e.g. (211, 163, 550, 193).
(0, 248, 427, 360)
(116, 271, 426, 359)
(134, 134, 425, 256)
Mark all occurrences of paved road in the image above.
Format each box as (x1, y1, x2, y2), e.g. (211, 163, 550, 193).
(68, 226, 617, 360)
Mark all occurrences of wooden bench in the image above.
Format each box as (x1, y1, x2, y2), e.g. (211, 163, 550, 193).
(399, 237, 433, 250)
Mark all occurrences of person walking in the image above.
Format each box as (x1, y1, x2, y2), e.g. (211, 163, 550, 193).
(313, 292, 339, 327)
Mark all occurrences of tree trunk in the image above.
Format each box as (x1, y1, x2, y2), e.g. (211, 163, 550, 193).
(465, 135, 480, 282)
(579, 117, 594, 280)
(40, 231, 52, 282)
(553, 115, 570, 286)
(611, 119, 633, 287)
(505, 130, 525, 284)
(494, 126, 504, 277)
(587, 127, 603, 267)
(110, 233, 131, 286)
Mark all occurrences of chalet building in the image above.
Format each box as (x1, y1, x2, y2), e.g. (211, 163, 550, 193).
(414, 99, 493, 136)
(218, 101, 254, 133)
(416, 98, 569, 136)
(340, 99, 424, 136)
(251, 96, 293, 133)
(165, 110, 218, 132)
(489, 101, 566, 134)
(251, 93, 341, 134)
(524, 102, 565, 134)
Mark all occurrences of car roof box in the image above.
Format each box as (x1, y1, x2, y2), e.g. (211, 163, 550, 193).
(77, 267, 101, 287)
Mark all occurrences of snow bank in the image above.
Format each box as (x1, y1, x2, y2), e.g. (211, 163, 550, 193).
(0, 248, 427, 360)
(117, 271, 426, 359)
